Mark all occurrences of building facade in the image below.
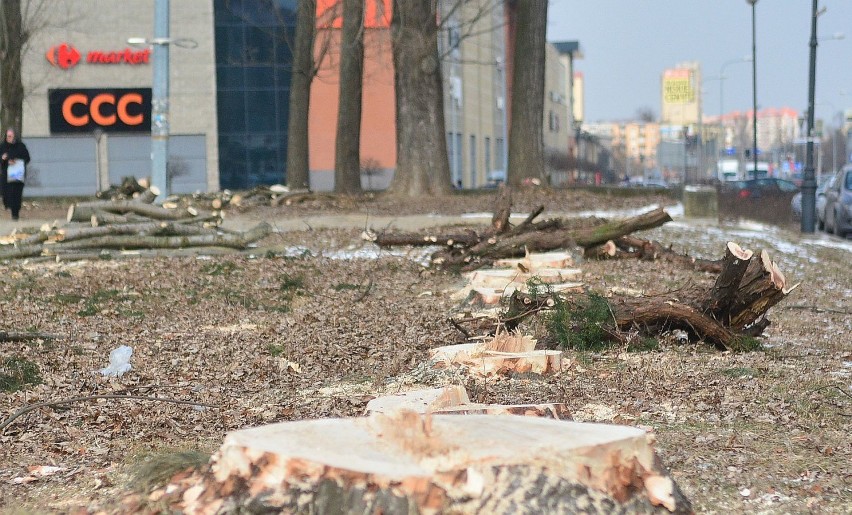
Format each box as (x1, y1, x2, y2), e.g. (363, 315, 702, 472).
(18, 0, 226, 196)
(10, 0, 577, 196)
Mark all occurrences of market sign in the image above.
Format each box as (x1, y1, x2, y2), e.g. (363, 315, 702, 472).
(49, 88, 152, 133)
(46, 43, 151, 70)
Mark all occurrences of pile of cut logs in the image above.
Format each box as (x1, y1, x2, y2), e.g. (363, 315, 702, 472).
(371, 186, 797, 350)
(0, 185, 271, 261)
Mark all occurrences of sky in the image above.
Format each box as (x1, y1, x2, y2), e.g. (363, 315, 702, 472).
(546, 1, 852, 126)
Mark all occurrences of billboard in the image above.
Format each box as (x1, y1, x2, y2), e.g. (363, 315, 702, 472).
(662, 68, 695, 104)
(661, 65, 700, 125)
(49, 88, 152, 133)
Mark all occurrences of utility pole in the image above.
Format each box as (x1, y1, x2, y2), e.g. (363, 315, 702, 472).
(747, 0, 759, 180)
(151, 0, 170, 200)
(801, 0, 819, 233)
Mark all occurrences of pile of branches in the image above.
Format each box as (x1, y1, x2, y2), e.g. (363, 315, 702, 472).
(484, 242, 797, 350)
(367, 186, 675, 271)
(0, 188, 271, 262)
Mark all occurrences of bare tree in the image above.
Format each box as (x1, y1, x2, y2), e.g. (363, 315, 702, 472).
(507, 0, 547, 186)
(386, 1, 452, 197)
(636, 107, 657, 123)
(334, 0, 364, 194)
(0, 0, 26, 131)
(285, 0, 316, 190)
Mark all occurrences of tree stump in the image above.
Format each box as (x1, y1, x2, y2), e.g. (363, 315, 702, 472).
(181, 413, 692, 514)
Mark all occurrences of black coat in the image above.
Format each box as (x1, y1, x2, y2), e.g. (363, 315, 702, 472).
(0, 139, 31, 181)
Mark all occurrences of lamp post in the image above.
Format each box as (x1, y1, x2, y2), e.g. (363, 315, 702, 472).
(128, 0, 196, 201)
(801, 0, 819, 233)
(127, 0, 169, 200)
(746, 0, 759, 180)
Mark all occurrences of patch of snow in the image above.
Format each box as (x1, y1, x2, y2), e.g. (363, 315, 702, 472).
(323, 245, 439, 267)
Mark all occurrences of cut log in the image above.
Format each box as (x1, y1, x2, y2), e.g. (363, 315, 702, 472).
(493, 249, 575, 271)
(364, 386, 470, 415)
(433, 208, 672, 271)
(67, 200, 199, 223)
(54, 222, 272, 251)
(433, 402, 572, 420)
(179, 414, 691, 514)
(430, 343, 563, 376)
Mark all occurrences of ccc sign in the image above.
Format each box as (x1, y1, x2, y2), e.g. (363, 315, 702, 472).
(49, 88, 151, 133)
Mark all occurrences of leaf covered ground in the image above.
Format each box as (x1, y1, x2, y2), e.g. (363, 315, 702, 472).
(0, 188, 850, 514)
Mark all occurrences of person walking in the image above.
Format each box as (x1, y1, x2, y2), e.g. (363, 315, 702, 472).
(0, 128, 31, 220)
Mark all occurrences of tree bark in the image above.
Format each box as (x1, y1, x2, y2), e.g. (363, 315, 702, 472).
(53, 222, 271, 251)
(178, 414, 692, 514)
(506, 1, 547, 187)
(334, 0, 365, 194)
(285, 0, 316, 190)
(0, 0, 25, 132)
(387, 0, 453, 197)
(67, 200, 200, 222)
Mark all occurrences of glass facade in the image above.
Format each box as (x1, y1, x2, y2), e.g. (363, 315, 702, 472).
(214, 0, 297, 189)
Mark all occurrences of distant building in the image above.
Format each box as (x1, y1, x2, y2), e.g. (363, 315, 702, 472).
(661, 62, 701, 127)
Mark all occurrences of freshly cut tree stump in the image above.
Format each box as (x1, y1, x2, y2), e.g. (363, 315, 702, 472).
(364, 385, 470, 415)
(493, 250, 575, 270)
(433, 402, 572, 420)
(181, 414, 691, 513)
(429, 344, 563, 376)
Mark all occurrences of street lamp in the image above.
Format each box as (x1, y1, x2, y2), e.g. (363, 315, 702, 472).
(801, 0, 820, 233)
(746, 0, 759, 180)
(128, 0, 196, 201)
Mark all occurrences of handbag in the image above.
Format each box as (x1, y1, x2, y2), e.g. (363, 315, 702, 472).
(7, 160, 24, 182)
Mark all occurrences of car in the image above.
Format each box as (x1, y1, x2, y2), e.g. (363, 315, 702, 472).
(823, 165, 852, 237)
(791, 175, 833, 222)
(815, 174, 838, 230)
(721, 177, 799, 198)
(718, 178, 800, 224)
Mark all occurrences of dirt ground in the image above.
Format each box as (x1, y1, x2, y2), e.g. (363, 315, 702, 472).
(0, 187, 850, 514)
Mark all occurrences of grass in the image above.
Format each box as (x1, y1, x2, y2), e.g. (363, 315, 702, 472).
(128, 448, 210, 494)
(546, 292, 614, 351)
(0, 356, 42, 392)
(201, 261, 238, 276)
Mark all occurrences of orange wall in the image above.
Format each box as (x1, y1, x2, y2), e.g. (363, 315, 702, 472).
(308, 28, 396, 172)
(316, 0, 392, 29)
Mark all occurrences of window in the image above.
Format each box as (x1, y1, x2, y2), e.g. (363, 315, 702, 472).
(470, 135, 477, 186)
(215, 0, 297, 188)
(484, 136, 491, 176)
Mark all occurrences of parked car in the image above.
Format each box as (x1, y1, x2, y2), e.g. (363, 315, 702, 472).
(718, 178, 799, 224)
(792, 175, 833, 222)
(823, 166, 852, 237)
(816, 174, 838, 230)
(721, 178, 799, 198)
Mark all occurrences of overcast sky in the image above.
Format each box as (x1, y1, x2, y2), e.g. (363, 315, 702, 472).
(547, 1, 852, 126)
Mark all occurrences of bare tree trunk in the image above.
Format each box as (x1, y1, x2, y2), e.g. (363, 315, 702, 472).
(334, 0, 365, 194)
(285, 0, 316, 191)
(507, 0, 547, 187)
(0, 0, 25, 132)
(387, 0, 452, 197)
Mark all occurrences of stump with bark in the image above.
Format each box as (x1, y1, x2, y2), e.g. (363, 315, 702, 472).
(176, 413, 692, 514)
(495, 242, 796, 349)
